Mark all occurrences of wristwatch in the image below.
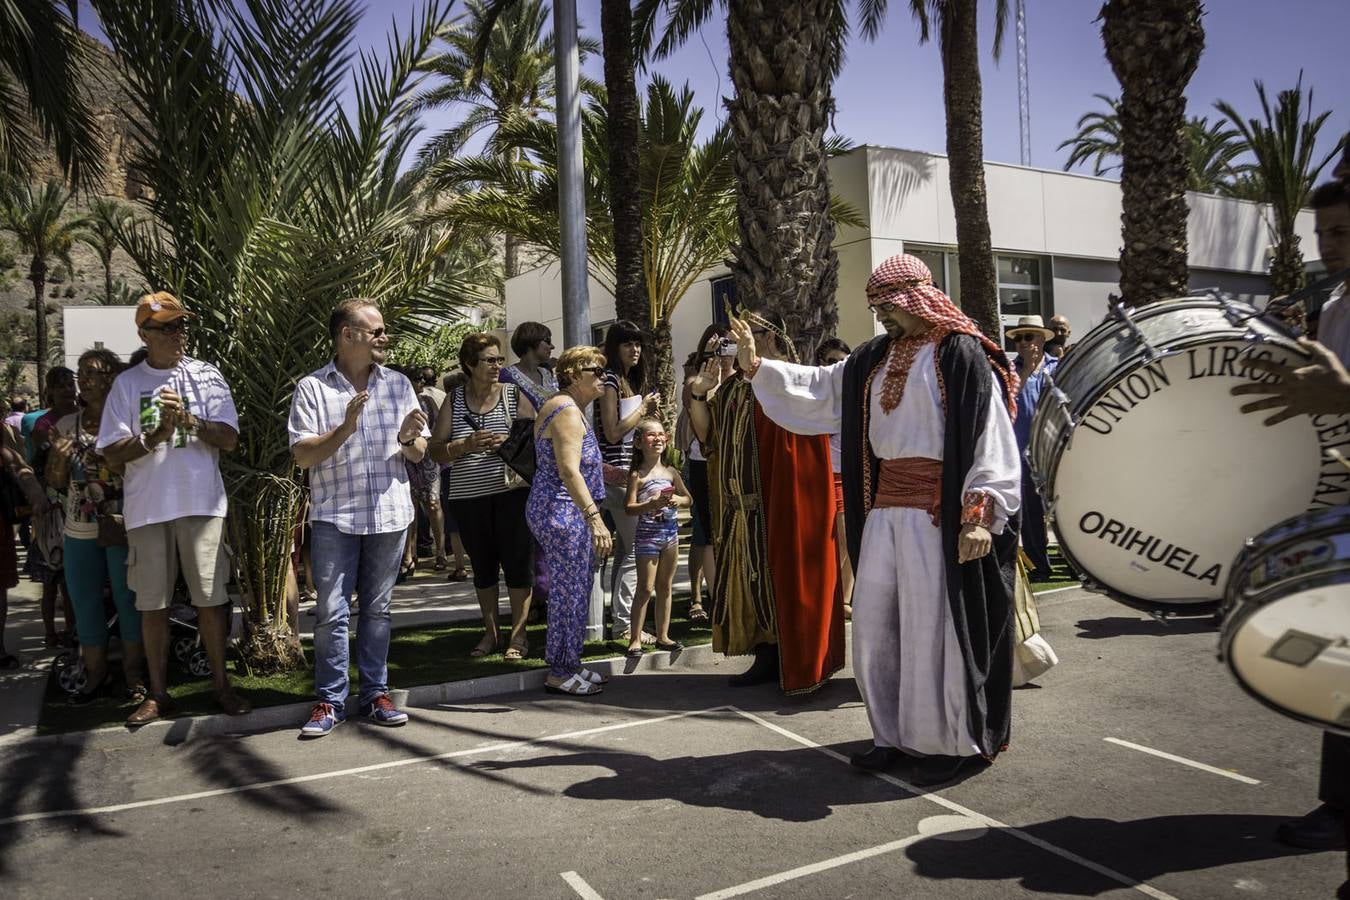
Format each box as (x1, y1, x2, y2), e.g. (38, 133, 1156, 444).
(399, 435, 417, 447)
(183, 414, 200, 436)
(691, 393, 707, 402)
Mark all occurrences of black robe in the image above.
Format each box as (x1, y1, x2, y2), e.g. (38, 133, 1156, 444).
(839, 332, 1020, 756)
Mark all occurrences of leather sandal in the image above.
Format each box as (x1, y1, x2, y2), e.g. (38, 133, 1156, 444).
(504, 637, 529, 661)
(215, 686, 252, 716)
(578, 668, 609, 684)
(469, 631, 500, 658)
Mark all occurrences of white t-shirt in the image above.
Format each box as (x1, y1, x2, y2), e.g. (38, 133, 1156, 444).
(97, 357, 239, 530)
(1318, 283, 1350, 367)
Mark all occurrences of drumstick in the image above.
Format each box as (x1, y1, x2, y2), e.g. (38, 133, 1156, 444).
(1326, 447, 1350, 473)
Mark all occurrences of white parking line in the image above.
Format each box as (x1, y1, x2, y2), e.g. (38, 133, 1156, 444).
(561, 870, 606, 900)
(694, 833, 928, 900)
(0, 706, 730, 828)
(1104, 737, 1261, 785)
(732, 708, 1180, 900)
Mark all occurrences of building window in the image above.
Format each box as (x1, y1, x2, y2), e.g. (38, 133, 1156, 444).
(904, 244, 960, 304)
(710, 275, 736, 324)
(997, 254, 1050, 320)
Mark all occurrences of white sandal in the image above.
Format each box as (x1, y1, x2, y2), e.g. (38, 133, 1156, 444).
(578, 668, 609, 684)
(545, 674, 603, 696)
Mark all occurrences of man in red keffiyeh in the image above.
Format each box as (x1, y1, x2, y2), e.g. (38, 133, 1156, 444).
(730, 252, 1023, 786)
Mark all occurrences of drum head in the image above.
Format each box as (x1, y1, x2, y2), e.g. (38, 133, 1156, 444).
(1224, 585, 1350, 735)
(1050, 338, 1350, 612)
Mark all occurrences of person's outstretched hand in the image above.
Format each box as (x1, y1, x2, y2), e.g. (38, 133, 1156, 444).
(1231, 339, 1350, 425)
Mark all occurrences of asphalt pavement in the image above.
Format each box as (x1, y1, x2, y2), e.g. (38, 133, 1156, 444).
(0, 586, 1343, 899)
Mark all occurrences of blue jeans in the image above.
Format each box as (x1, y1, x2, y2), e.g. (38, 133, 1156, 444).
(310, 521, 405, 715)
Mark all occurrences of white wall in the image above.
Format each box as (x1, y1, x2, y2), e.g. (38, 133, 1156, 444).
(62, 306, 141, 370)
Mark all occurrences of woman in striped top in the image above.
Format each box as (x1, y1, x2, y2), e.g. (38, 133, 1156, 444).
(594, 320, 661, 642)
(430, 333, 536, 659)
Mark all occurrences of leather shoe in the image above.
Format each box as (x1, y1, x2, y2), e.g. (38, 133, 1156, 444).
(728, 645, 779, 687)
(850, 745, 909, 772)
(910, 754, 989, 786)
(1275, 803, 1347, 850)
(126, 694, 175, 727)
(215, 686, 252, 717)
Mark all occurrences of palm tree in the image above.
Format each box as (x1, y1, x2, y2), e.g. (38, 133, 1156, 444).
(431, 77, 740, 405)
(903, 0, 1009, 337)
(0, 1, 104, 189)
(1060, 96, 1253, 194)
(1101, 0, 1205, 308)
(1059, 94, 1125, 176)
(414, 0, 599, 279)
(92, 0, 494, 672)
(638, 0, 865, 360)
(77, 197, 136, 304)
(1, 180, 88, 403)
(1216, 74, 1346, 300)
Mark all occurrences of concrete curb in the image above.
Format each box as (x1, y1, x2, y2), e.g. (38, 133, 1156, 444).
(25, 642, 717, 750)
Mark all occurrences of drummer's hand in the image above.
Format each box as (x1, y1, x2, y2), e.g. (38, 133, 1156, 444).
(1231, 339, 1350, 425)
(958, 524, 992, 564)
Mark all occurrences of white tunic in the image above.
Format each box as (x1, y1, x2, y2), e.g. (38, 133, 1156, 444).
(752, 343, 1021, 756)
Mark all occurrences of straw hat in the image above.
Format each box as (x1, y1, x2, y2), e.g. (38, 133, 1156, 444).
(1005, 315, 1054, 340)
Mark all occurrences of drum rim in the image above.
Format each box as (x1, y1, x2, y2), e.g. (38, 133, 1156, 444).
(1219, 574, 1350, 738)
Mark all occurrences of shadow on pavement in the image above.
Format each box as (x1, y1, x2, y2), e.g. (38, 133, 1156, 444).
(1074, 616, 1218, 640)
(905, 812, 1318, 895)
(0, 734, 121, 874)
(470, 745, 905, 822)
(184, 737, 347, 819)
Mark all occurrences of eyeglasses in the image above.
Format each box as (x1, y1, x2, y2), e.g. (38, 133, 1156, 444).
(643, 432, 668, 440)
(577, 365, 605, 375)
(871, 302, 900, 316)
(143, 320, 189, 335)
(1012, 334, 1038, 343)
(348, 326, 389, 339)
(750, 327, 771, 336)
(477, 355, 507, 366)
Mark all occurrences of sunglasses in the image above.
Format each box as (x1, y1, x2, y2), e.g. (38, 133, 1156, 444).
(348, 326, 389, 339)
(143, 319, 189, 335)
(577, 365, 605, 375)
(643, 432, 668, 440)
(1012, 334, 1039, 343)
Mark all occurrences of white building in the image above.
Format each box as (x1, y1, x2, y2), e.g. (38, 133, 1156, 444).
(505, 144, 1318, 365)
(61, 305, 140, 370)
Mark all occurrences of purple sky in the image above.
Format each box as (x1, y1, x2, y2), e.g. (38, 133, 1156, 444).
(78, 0, 1347, 174)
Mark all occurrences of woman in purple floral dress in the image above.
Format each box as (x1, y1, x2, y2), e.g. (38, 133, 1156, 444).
(527, 346, 613, 695)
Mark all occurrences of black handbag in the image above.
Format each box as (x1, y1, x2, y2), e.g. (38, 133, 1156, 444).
(497, 417, 536, 485)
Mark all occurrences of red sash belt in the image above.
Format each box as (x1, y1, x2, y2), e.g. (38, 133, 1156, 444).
(873, 457, 942, 525)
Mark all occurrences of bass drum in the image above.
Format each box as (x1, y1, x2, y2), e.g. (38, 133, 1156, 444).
(1220, 507, 1350, 736)
(1028, 295, 1350, 614)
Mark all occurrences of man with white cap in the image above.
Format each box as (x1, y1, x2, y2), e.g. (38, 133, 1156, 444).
(1008, 315, 1058, 581)
(99, 291, 251, 725)
(727, 253, 1021, 785)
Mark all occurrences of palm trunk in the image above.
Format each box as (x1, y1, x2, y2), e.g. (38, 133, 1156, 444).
(1270, 224, 1305, 329)
(726, 0, 839, 361)
(31, 257, 47, 406)
(227, 472, 306, 674)
(504, 234, 519, 282)
(649, 317, 675, 430)
(103, 254, 114, 304)
(1101, 0, 1204, 308)
(939, 0, 999, 338)
(601, 0, 648, 331)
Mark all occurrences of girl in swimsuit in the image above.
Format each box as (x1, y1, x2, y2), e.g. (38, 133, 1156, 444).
(624, 419, 691, 658)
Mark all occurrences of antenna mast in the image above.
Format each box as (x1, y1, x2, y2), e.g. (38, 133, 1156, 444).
(1016, 0, 1031, 166)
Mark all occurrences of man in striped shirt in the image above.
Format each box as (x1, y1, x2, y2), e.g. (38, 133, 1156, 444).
(288, 298, 429, 738)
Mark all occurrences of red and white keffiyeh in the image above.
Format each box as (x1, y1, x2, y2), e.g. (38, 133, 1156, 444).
(865, 253, 1018, 417)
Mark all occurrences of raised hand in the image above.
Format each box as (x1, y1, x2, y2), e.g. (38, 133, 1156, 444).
(399, 408, 428, 444)
(343, 391, 370, 433)
(686, 359, 719, 396)
(728, 316, 758, 373)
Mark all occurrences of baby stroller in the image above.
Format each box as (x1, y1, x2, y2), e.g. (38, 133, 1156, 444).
(53, 577, 213, 695)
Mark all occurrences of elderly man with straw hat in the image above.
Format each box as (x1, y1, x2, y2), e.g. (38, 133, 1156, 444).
(726, 253, 1022, 786)
(1007, 314, 1057, 582)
